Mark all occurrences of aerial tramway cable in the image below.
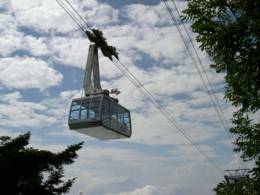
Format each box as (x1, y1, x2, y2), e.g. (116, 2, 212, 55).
(163, 0, 245, 168)
(112, 57, 224, 173)
(56, 0, 86, 32)
(63, 0, 92, 29)
(164, 0, 232, 142)
(56, 0, 225, 174)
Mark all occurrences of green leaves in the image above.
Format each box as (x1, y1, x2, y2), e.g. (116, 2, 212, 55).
(213, 177, 255, 195)
(231, 111, 260, 161)
(0, 132, 83, 195)
(183, 0, 260, 112)
(182, 0, 260, 194)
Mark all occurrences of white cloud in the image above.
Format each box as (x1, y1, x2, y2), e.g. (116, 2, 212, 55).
(0, 6, 17, 30)
(78, 0, 119, 26)
(0, 127, 20, 137)
(116, 185, 159, 195)
(2, 91, 22, 102)
(0, 56, 63, 90)
(7, 0, 118, 34)
(0, 90, 83, 129)
(0, 29, 23, 57)
(48, 36, 89, 67)
(114, 185, 213, 195)
(0, 92, 57, 127)
(63, 144, 223, 195)
(10, 0, 76, 33)
(105, 24, 187, 65)
(23, 36, 49, 56)
(169, 144, 217, 161)
(0, 27, 49, 58)
(124, 3, 170, 27)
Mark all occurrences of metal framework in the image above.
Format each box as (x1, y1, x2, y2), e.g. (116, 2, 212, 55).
(83, 44, 102, 95)
(224, 169, 250, 183)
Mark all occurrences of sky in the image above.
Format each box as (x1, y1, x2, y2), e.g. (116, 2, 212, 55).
(0, 0, 252, 194)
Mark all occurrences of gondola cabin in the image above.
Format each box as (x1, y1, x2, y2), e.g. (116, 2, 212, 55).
(68, 44, 132, 139)
(68, 94, 132, 139)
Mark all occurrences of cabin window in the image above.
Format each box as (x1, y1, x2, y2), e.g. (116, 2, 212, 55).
(69, 96, 102, 121)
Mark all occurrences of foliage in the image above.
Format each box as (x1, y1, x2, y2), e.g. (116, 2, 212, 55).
(182, 0, 260, 194)
(213, 177, 254, 195)
(0, 132, 83, 195)
(182, 0, 260, 112)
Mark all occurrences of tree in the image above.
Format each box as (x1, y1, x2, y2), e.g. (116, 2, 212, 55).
(182, 0, 260, 194)
(0, 132, 83, 195)
(213, 177, 253, 195)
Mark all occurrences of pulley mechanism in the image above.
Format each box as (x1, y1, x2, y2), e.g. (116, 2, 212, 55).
(85, 29, 119, 61)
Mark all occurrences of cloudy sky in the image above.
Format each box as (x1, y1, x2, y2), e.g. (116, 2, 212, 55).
(0, 0, 251, 194)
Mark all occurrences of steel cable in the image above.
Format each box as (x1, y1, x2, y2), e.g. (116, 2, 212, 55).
(56, 0, 226, 174)
(164, 0, 244, 168)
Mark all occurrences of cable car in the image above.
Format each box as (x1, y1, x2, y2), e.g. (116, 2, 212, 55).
(68, 44, 132, 139)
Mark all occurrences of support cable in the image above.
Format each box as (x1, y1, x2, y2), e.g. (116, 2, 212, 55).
(169, 0, 245, 168)
(63, 0, 92, 30)
(112, 58, 224, 174)
(56, 0, 86, 33)
(56, 0, 225, 174)
(164, 0, 244, 167)
(162, 0, 232, 142)
(169, 0, 232, 139)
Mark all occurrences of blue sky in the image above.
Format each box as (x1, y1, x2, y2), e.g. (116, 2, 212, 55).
(0, 0, 251, 194)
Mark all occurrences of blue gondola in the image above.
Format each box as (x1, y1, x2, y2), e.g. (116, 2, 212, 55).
(68, 44, 132, 139)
